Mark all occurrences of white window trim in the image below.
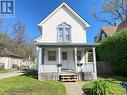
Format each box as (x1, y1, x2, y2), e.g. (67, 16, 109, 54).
(86, 52, 93, 64)
(48, 51, 57, 61)
(101, 33, 106, 41)
(57, 22, 71, 42)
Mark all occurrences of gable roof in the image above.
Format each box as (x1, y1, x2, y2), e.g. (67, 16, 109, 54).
(116, 19, 127, 32)
(0, 49, 24, 58)
(101, 25, 118, 36)
(38, 2, 90, 29)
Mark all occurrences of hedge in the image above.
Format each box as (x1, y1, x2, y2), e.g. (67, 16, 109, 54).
(97, 29, 127, 75)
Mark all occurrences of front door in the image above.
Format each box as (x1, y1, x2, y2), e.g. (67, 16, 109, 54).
(61, 51, 69, 70)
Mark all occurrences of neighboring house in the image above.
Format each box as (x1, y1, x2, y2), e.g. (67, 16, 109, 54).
(95, 25, 118, 43)
(116, 19, 127, 32)
(0, 49, 25, 70)
(95, 19, 127, 43)
(35, 2, 98, 81)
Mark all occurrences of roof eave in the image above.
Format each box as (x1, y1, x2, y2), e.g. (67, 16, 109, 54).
(38, 2, 90, 29)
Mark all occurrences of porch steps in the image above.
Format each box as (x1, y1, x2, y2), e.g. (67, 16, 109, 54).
(60, 74, 78, 82)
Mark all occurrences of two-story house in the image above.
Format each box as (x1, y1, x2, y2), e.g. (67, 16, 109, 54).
(35, 2, 98, 81)
(94, 24, 118, 43)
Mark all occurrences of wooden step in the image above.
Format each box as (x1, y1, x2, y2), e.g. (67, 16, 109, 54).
(61, 79, 77, 82)
(59, 74, 78, 82)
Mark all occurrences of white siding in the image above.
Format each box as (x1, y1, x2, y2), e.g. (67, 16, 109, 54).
(41, 65, 58, 72)
(80, 64, 93, 72)
(0, 56, 24, 69)
(37, 6, 87, 43)
(40, 48, 94, 73)
(43, 48, 75, 72)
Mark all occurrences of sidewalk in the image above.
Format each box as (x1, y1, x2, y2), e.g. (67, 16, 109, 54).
(0, 71, 24, 79)
(64, 82, 85, 95)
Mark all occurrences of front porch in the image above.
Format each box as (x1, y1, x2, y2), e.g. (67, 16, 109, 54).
(36, 43, 98, 81)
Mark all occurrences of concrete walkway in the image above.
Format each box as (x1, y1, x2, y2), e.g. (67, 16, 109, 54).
(64, 82, 85, 95)
(0, 71, 24, 79)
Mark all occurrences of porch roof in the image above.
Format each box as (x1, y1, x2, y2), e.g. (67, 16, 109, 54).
(35, 42, 99, 48)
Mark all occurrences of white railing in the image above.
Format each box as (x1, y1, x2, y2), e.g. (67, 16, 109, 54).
(77, 63, 93, 72)
(41, 64, 58, 72)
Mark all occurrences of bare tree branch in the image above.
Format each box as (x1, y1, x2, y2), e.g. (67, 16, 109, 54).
(92, 0, 127, 25)
(12, 21, 26, 44)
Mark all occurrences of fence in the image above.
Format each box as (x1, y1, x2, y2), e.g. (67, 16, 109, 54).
(97, 61, 115, 75)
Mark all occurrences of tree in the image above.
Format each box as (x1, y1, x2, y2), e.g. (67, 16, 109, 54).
(97, 29, 127, 75)
(93, 0, 127, 25)
(0, 20, 35, 63)
(12, 21, 26, 44)
(0, 32, 12, 48)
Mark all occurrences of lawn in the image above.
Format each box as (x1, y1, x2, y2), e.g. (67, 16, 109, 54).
(82, 76, 127, 95)
(0, 70, 66, 95)
(99, 75, 127, 82)
(0, 69, 13, 74)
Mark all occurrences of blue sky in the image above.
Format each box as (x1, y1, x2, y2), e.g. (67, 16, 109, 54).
(3, 0, 106, 43)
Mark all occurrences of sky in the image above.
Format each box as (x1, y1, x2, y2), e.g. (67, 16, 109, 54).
(3, 0, 106, 43)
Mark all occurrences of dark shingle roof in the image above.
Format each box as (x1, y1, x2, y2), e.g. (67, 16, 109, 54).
(0, 49, 24, 58)
(116, 19, 127, 32)
(101, 25, 118, 36)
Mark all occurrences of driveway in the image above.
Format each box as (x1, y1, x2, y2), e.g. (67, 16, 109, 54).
(64, 82, 85, 95)
(0, 71, 24, 79)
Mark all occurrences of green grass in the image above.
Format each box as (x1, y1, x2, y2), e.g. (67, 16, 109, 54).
(0, 69, 12, 74)
(82, 76, 127, 95)
(0, 70, 66, 95)
(99, 75, 127, 82)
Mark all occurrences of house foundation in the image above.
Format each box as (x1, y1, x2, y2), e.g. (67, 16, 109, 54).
(38, 72, 97, 81)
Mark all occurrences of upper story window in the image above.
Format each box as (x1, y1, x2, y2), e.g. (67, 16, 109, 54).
(57, 22, 71, 42)
(101, 33, 106, 41)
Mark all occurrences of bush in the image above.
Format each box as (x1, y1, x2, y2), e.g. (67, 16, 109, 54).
(97, 29, 127, 75)
(82, 80, 113, 95)
(82, 80, 126, 95)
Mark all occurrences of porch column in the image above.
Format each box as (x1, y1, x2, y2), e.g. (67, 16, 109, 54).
(92, 47, 97, 73)
(74, 47, 78, 73)
(83, 50, 86, 64)
(58, 47, 61, 73)
(37, 47, 42, 80)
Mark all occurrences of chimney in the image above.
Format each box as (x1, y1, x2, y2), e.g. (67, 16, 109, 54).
(114, 22, 117, 26)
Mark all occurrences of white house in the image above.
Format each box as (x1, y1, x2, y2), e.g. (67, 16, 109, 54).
(0, 49, 25, 70)
(35, 2, 98, 81)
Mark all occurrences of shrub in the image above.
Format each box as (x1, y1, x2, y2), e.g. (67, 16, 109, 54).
(82, 80, 113, 95)
(82, 80, 126, 95)
(97, 29, 127, 75)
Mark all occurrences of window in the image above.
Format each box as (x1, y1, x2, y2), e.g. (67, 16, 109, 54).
(101, 33, 106, 41)
(73, 51, 82, 61)
(58, 28, 64, 41)
(0, 63, 4, 69)
(65, 28, 71, 41)
(88, 52, 93, 62)
(77, 51, 82, 61)
(57, 22, 71, 42)
(48, 51, 56, 61)
(62, 52, 67, 60)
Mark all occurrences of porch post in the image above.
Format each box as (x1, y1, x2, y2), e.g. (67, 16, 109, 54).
(58, 47, 61, 73)
(38, 47, 42, 80)
(91, 47, 97, 80)
(74, 47, 78, 73)
(92, 47, 97, 73)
